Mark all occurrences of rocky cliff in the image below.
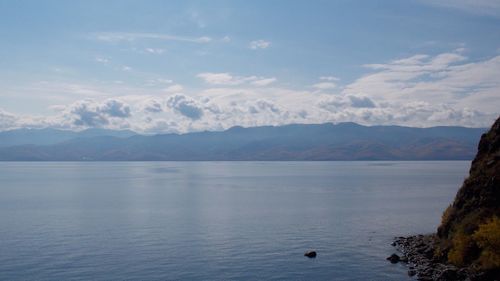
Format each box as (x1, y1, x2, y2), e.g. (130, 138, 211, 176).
(393, 117, 499, 280)
(436, 116, 500, 273)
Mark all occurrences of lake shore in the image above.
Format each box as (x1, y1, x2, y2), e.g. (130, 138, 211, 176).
(392, 235, 491, 281)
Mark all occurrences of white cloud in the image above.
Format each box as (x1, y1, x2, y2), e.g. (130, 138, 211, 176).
(145, 48, 165, 54)
(320, 76, 340, 81)
(313, 82, 336, 90)
(145, 78, 173, 86)
(95, 57, 110, 64)
(197, 36, 212, 43)
(197, 73, 236, 85)
(197, 72, 275, 86)
(141, 118, 181, 134)
(252, 78, 277, 86)
(95, 56, 136, 73)
(142, 99, 163, 113)
(344, 51, 500, 112)
(1, 50, 498, 133)
(65, 99, 131, 127)
(348, 96, 376, 108)
(165, 84, 184, 93)
(249, 40, 271, 49)
(317, 95, 377, 111)
(0, 108, 18, 130)
(34, 81, 112, 98)
(167, 94, 204, 120)
(93, 32, 212, 44)
(100, 99, 131, 118)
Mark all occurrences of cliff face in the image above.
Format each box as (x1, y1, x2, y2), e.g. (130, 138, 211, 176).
(437, 116, 500, 271)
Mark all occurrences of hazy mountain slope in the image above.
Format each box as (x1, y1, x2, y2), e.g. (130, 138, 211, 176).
(0, 128, 136, 147)
(0, 122, 486, 161)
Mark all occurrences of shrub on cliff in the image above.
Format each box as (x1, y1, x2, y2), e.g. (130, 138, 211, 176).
(473, 216, 500, 270)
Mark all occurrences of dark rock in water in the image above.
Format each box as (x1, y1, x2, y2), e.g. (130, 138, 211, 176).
(387, 253, 400, 263)
(304, 251, 317, 258)
(408, 269, 417, 277)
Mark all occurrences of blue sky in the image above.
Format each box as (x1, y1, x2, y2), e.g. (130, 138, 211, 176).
(0, 0, 499, 133)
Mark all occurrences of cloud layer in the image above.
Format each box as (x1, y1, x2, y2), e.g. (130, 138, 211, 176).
(1, 50, 498, 133)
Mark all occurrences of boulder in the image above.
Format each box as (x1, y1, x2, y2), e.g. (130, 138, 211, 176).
(304, 251, 317, 258)
(387, 253, 400, 263)
(408, 269, 417, 277)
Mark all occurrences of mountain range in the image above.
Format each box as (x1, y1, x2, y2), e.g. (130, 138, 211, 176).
(0, 122, 486, 161)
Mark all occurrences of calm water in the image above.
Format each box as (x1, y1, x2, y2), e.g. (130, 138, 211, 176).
(0, 161, 469, 281)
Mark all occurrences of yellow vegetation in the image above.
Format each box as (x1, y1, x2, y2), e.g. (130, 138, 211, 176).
(447, 231, 474, 266)
(446, 216, 500, 269)
(441, 205, 454, 228)
(472, 216, 500, 270)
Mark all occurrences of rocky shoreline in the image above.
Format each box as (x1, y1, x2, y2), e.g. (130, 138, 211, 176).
(387, 117, 500, 281)
(389, 235, 489, 281)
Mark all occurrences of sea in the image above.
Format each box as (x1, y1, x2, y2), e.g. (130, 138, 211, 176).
(0, 161, 470, 280)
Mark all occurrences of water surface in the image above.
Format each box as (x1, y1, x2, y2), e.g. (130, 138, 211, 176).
(0, 161, 469, 280)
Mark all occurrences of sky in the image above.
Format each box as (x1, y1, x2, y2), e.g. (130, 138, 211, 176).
(0, 0, 499, 133)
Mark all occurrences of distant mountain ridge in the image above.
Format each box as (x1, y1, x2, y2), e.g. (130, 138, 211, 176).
(0, 123, 486, 161)
(0, 128, 137, 147)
